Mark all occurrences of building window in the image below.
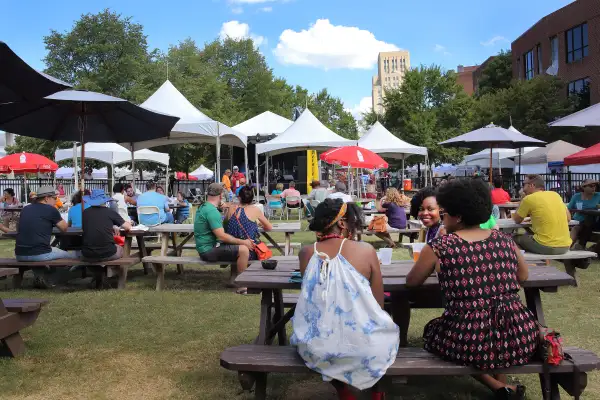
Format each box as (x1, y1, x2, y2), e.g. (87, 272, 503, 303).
(524, 50, 534, 80)
(568, 77, 591, 109)
(536, 44, 542, 74)
(566, 23, 588, 63)
(550, 36, 558, 65)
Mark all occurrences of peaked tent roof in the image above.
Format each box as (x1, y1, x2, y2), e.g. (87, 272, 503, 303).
(358, 121, 427, 158)
(439, 123, 546, 149)
(189, 164, 214, 180)
(233, 111, 293, 137)
(549, 102, 600, 127)
(515, 140, 584, 165)
(256, 108, 355, 155)
(125, 80, 246, 150)
(55, 142, 169, 166)
(564, 142, 600, 166)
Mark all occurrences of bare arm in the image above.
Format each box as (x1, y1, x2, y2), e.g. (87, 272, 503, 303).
(406, 244, 438, 287)
(512, 212, 525, 224)
(257, 212, 273, 231)
(125, 196, 136, 205)
(298, 245, 314, 276)
(56, 220, 68, 232)
(212, 227, 254, 249)
(121, 221, 132, 232)
(368, 247, 385, 308)
(513, 243, 529, 282)
(565, 207, 571, 222)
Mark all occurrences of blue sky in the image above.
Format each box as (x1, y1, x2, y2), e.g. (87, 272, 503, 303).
(1, 0, 574, 118)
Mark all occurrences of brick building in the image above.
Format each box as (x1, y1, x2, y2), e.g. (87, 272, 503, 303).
(511, 0, 600, 105)
(456, 56, 496, 96)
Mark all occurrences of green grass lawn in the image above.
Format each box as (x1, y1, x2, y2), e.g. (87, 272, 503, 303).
(0, 223, 599, 399)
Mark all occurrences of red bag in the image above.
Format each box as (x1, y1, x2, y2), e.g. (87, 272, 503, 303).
(233, 208, 272, 260)
(114, 235, 125, 247)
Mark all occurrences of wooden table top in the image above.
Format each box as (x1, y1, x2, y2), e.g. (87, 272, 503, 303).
(236, 260, 576, 291)
(568, 209, 600, 216)
(147, 222, 302, 234)
(496, 219, 579, 230)
(497, 202, 520, 209)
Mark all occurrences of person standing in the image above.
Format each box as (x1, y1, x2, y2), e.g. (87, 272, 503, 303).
(222, 169, 232, 194)
(407, 179, 537, 398)
(230, 166, 245, 193)
(513, 174, 571, 254)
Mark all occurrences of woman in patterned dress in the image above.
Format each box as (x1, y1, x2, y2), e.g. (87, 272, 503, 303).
(407, 179, 538, 399)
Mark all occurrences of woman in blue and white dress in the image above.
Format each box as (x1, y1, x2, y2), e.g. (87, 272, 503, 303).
(292, 198, 399, 400)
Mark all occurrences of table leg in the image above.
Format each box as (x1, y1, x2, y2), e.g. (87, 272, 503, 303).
(284, 233, 291, 256)
(390, 291, 411, 347)
(272, 290, 287, 345)
(137, 236, 150, 275)
(171, 233, 184, 275)
(261, 232, 283, 255)
(257, 289, 273, 345)
(160, 233, 169, 256)
(123, 237, 132, 256)
(524, 288, 546, 326)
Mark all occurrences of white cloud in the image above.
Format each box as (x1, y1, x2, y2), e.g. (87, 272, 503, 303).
(259, 6, 273, 12)
(274, 19, 399, 70)
(480, 35, 508, 47)
(231, 7, 244, 14)
(345, 96, 373, 120)
(434, 44, 451, 56)
(219, 21, 265, 47)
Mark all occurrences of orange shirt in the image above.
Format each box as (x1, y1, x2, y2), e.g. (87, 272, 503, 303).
(222, 174, 231, 191)
(55, 198, 63, 209)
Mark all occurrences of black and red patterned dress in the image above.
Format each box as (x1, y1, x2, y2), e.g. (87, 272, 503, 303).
(423, 230, 539, 370)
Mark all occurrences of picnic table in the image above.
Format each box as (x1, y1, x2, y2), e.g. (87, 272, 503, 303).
(497, 202, 520, 210)
(496, 218, 579, 232)
(236, 259, 575, 347)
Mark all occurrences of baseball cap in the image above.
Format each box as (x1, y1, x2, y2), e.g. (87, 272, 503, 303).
(207, 183, 224, 197)
(233, 165, 239, 170)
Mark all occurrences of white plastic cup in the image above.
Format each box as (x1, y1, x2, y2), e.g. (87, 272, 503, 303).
(576, 202, 583, 210)
(411, 243, 427, 261)
(379, 248, 393, 265)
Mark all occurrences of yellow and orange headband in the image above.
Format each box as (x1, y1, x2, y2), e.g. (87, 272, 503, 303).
(324, 202, 347, 229)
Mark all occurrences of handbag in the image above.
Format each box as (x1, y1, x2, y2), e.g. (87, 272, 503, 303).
(233, 207, 272, 260)
(368, 215, 388, 233)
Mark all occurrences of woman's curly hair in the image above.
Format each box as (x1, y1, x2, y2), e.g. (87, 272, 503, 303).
(436, 178, 492, 227)
(410, 186, 437, 219)
(309, 198, 364, 237)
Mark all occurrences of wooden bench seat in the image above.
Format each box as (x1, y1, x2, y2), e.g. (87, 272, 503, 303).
(0, 257, 140, 289)
(2, 298, 48, 329)
(221, 344, 600, 399)
(522, 250, 597, 261)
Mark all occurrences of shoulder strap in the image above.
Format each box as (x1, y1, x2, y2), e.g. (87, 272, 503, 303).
(233, 207, 252, 240)
(337, 238, 347, 255)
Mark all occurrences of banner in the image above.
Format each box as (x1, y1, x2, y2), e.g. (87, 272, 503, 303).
(306, 150, 319, 193)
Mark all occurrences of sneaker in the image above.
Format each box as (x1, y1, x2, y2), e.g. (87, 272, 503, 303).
(33, 276, 54, 289)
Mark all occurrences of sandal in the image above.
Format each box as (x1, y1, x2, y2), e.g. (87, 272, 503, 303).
(236, 287, 248, 295)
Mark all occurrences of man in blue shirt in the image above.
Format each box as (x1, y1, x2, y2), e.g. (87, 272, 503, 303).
(137, 182, 174, 225)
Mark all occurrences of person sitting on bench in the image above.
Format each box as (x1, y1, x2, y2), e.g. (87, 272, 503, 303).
(194, 183, 255, 294)
(407, 179, 538, 398)
(410, 186, 446, 244)
(292, 199, 398, 400)
(15, 186, 78, 288)
(512, 174, 571, 255)
(81, 189, 132, 262)
(374, 187, 407, 248)
(137, 181, 174, 225)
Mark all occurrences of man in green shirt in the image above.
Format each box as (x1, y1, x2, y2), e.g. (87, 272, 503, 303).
(195, 183, 255, 289)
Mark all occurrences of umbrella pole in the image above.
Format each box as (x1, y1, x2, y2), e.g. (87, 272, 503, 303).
(489, 147, 493, 184)
(73, 142, 78, 193)
(79, 104, 86, 222)
(401, 156, 405, 193)
(130, 145, 135, 193)
(165, 165, 169, 196)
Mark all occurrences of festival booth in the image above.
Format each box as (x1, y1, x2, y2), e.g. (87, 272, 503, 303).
(563, 142, 600, 173)
(358, 121, 428, 188)
(131, 80, 247, 183)
(189, 165, 214, 180)
(256, 109, 355, 194)
(514, 140, 584, 174)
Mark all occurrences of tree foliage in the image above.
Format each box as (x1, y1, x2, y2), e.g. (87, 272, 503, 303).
(475, 50, 513, 97)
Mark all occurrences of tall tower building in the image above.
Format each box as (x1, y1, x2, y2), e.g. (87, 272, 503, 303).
(372, 50, 411, 114)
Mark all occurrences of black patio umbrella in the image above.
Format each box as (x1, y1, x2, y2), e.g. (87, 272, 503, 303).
(0, 41, 71, 102)
(0, 89, 179, 213)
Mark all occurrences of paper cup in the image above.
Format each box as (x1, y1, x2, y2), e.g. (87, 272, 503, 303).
(379, 248, 393, 265)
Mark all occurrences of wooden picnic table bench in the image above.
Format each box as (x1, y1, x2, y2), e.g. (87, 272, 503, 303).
(221, 344, 600, 399)
(0, 268, 48, 357)
(236, 260, 576, 349)
(0, 257, 140, 289)
(496, 219, 579, 231)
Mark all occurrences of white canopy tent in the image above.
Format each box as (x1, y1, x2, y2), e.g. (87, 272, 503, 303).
(189, 164, 214, 180)
(130, 80, 247, 182)
(56, 166, 108, 179)
(358, 121, 429, 185)
(233, 111, 293, 195)
(55, 142, 169, 192)
(256, 108, 355, 194)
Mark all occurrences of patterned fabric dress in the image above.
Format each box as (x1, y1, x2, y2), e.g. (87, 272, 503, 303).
(226, 207, 260, 260)
(424, 230, 539, 370)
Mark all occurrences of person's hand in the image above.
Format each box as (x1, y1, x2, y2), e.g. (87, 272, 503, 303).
(113, 226, 120, 236)
(242, 239, 255, 250)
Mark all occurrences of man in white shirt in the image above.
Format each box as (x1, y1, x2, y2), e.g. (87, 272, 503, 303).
(307, 180, 329, 203)
(327, 182, 353, 203)
(112, 183, 130, 221)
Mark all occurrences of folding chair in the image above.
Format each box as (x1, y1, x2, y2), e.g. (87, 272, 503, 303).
(266, 196, 283, 220)
(285, 196, 303, 220)
(137, 206, 162, 227)
(189, 188, 202, 204)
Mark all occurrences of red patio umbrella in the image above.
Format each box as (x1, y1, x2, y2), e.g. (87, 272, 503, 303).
(176, 171, 198, 180)
(0, 152, 58, 173)
(320, 146, 388, 169)
(564, 143, 600, 166)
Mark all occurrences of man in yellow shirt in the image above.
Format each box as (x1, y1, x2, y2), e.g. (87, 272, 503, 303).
(513, 174, 571, 254)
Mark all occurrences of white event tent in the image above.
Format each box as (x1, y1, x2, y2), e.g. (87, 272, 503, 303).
(255, 109, 355, 192)
(233, 111, 293, 194)
(55, 142, 169, 190)
(358, 121, 428, 184)
(128, 80, 247, 182)
(189, 165, 214, 180)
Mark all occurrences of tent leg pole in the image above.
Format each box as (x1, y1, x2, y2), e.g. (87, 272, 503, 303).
(266, 154, 269, 195)
(244, 146, 249, 186)
(130, 144, 136, 193)
(255, 147, 260, 197)
(216, 129, 221, 184)
(165, 165, 169, 196)
(401, 156, 405, 193)
(489, 147, 493, 184)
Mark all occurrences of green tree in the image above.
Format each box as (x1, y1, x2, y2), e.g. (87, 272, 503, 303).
(473, 76, 575, 142)
(43, 9, 154, 100)
(383, 65, 474, 164)
(309, 89, 358, 140)
(476, 50, 513, 97)
(6, 136, 71, 159)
